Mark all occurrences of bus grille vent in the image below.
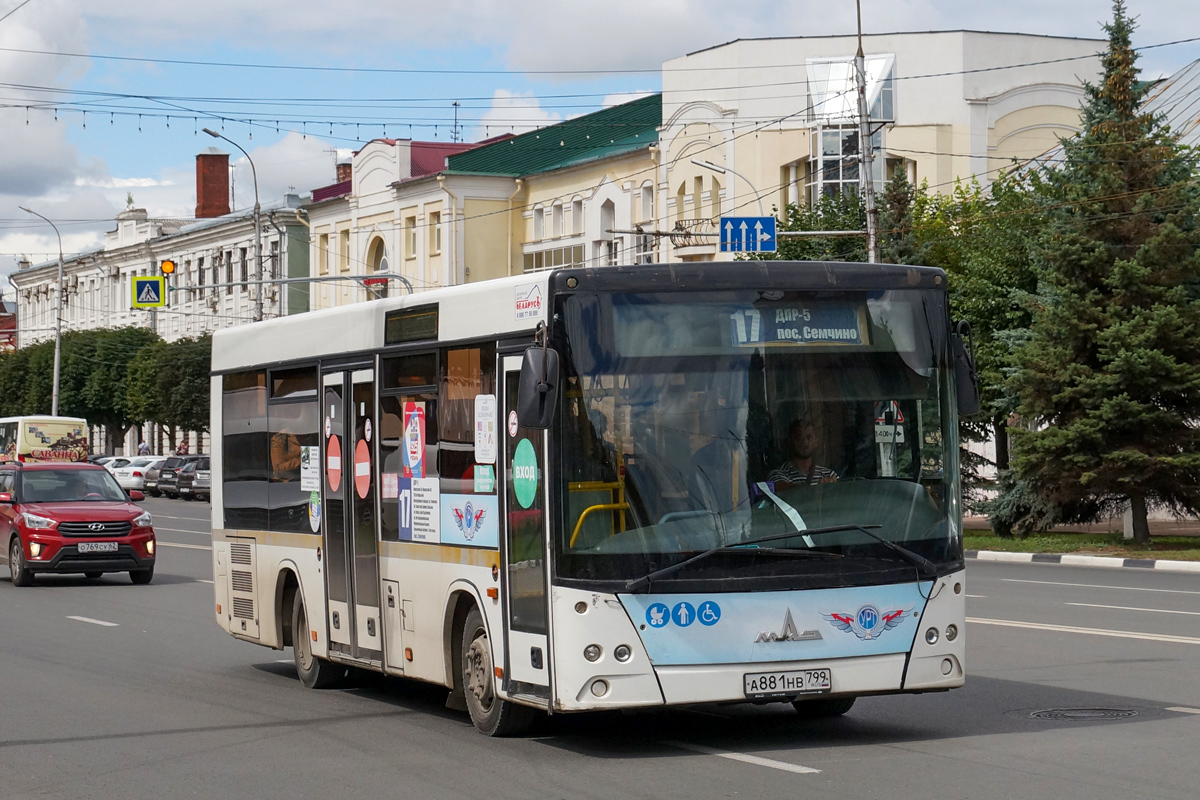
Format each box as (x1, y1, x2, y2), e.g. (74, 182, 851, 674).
(230, 570, 253, 594)
(232, 598, 255, 620)
(229, 543, 253, 565)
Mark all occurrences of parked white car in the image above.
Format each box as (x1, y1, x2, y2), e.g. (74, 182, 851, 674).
(112, 456, 166, 491)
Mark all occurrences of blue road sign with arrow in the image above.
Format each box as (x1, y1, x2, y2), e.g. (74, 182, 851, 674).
(720, 216, 777, 253)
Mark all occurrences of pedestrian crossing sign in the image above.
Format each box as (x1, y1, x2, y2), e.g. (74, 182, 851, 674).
(132, 276, 166, 308)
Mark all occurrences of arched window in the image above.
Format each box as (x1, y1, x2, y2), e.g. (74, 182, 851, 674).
(366, 236, 389, 299)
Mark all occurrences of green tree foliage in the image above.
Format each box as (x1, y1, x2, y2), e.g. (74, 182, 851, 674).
(0, 327, 212, 453)
(125, 334, 212, 443)
(1008, 1, 1200, 543)
(763, 191, 867, 263)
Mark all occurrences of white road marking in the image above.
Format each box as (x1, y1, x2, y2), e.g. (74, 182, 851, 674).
(67, 616, 119, 627)
(1002, 578, 1200, 596)
(276, 659, 294, 664)
(153, 526, 211, 535)
(668, 742, 821, 775)
(196, 579, 214, 584)
(157, 541, 211, 551)
(150, 514, 211, 522)
(966, 594, 986, 598)
(968, 617, 1200, 645)
(1167, 707, 1200, 715)
(1066, 602, 1200, 617)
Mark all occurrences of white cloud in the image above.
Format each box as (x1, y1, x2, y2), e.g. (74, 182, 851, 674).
(477, 90, 562, 136)
(68, 1, 1200, 75)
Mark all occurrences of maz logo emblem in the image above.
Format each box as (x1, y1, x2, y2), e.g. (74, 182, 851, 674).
(754, 609, 822, 643)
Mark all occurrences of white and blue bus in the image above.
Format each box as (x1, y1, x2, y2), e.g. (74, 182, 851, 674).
(210, 262, 978, 735)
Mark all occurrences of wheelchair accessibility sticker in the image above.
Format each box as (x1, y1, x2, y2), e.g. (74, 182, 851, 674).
(645, 600, 721, 628)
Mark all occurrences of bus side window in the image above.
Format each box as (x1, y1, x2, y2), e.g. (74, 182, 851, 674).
(438, 344, 496, 496)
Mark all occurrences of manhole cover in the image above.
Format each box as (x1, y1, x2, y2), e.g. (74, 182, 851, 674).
(1029, 708, 1139, 721)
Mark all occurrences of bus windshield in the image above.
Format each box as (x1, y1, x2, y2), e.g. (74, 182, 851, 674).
(555, 288, 961, 592)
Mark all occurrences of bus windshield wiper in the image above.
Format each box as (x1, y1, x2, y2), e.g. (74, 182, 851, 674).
(807, 524, 939, 580)
(623, 525, 854, 593)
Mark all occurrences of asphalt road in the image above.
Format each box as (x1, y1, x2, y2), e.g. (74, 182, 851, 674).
(2, 497, 1199, 800)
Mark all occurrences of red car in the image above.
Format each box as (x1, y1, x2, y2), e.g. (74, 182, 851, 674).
(1, 461, 156, 586)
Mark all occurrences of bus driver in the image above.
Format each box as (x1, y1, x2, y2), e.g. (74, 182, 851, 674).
(768, 417, 838, 490)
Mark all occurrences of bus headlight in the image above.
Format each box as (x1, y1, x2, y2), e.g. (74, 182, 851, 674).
(614, 645, 632, 662)
(944, 624, 958, 642)
(925, 627, 940, 645)
(583, 644, 602, 662)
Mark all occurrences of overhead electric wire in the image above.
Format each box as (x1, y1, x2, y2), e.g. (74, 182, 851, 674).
(1, 34, 1197, 77)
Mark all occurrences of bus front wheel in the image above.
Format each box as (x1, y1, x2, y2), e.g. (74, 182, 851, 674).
(292, 594, 345, 689)
(792, 696, 856, 717)
(461, 606, 535, 736)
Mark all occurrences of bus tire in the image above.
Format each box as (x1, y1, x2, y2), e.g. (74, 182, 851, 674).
(292, 593, 345, 689)
(9, 537, 34, 587)
(461, 606, 535, 736)
(792, 696, 856, 717)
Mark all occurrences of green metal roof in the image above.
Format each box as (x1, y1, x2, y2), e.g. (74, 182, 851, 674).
(445, 93, 661, 177)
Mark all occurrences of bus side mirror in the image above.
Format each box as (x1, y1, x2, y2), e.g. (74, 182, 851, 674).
(952, 321, 981, 416)
(518, 346, 560, 430)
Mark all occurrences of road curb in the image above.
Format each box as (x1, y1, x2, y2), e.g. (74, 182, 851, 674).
(966, 550, 1200, 574)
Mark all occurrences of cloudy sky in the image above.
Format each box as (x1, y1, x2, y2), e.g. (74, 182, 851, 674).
(1, 0, 1196, 278)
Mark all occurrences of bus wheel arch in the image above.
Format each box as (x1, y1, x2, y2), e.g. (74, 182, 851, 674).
(444, 589, 480, 708)
(276, 565, 303, 649)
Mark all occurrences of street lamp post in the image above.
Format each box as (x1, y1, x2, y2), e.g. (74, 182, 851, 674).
(691, 158, 764, 216)
(19, 206, 65, 415)
(202, 128, 263, 322)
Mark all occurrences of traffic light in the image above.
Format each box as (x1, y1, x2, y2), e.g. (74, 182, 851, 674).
(160, 259, 176, 275)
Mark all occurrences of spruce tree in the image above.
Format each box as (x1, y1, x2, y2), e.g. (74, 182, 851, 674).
(1009, 1, 1200, 542)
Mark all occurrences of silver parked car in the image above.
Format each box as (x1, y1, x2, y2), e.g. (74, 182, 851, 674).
(113, 456, 166, 491)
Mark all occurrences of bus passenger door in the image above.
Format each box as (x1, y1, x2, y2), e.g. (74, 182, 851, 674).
(321, 368, 383, 663)
(500, 355, 552, 703)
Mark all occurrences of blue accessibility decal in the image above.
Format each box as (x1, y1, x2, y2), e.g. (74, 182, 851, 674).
(646, 603, 670, 628)
(697, 600, 722, 626)
(672, 602, 696, 627)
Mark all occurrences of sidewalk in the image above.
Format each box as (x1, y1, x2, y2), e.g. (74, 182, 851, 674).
(966, 549, 1200, 574)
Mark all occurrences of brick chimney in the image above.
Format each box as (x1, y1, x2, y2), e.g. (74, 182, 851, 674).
(195, 147, 230, 218)
(336, 161, 352, 183)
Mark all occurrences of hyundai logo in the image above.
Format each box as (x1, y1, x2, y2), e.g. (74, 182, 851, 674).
(88, 523, 106, 532)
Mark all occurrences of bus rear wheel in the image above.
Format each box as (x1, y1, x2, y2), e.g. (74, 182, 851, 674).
(291, 593, 345, 689)
(792, 696, 856, 717)
(461, 606, 535, 736)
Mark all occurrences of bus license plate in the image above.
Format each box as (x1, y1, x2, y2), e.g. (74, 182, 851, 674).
(78, 542, 118, 553)
(744, 669, 831, 699)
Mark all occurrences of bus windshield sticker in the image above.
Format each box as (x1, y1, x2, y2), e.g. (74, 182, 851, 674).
(300, 446, 320, 491)
(354, 439, 372, 500)
(411, 477, 440, 542)
(512, 438, 539, 510)
(474, 465, 495, 494)
(382, 472, 399, 500)
(307, 491, 321, 533)
(440, 494, 499, 548)
(474, 394, 498, 464)
(402, 402, 426, 478)
(326, 435, 342, 492)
